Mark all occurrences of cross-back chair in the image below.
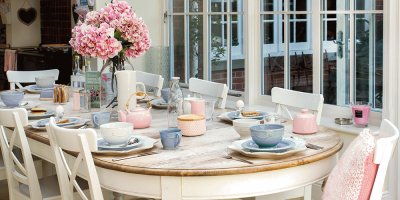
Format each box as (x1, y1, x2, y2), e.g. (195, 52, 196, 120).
(46, 117, 103, 200)
(188, 78, 229, 109)
(6, 69, 59, 90)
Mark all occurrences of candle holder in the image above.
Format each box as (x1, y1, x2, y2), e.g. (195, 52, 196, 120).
(351, 101, 371, 127)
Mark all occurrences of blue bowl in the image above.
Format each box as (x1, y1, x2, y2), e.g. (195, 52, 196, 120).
(250, 124, 284, 147)
(0, 91, 24, 107)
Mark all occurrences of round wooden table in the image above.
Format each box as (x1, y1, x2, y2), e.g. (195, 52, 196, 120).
(22, 96, 342, 200)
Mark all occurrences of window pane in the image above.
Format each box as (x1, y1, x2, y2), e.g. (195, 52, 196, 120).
(289, 14, 312, 93)
(210, 15, 227, 84)
(210, 0, 226, 12)
(321, 14, 350, 106)
(189, 0, 203, 12)
(355, 0, 383, 10)
(188, 15, 204, 79)
(290, 0, 308, 11)
(355, 14, 383, 109)
(262, 14, 284, 95)
(172, 16, 186, 79)
(231, 14, 245, 91)
(231, 0, 243, 12)
(173, 0, 185, 12)
(262, 0, 284, 11)
(322, 0, 349, 11)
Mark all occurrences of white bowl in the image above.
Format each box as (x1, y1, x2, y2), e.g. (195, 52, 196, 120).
(35, 76, 55, 88)
(233, 119, 260, 139)
(100, 122, 133, 145)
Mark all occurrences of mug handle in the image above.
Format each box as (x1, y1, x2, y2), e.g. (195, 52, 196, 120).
(175, 132, 181, 147)
(93, 115, 99, 127)
(136, 82, 146, 93)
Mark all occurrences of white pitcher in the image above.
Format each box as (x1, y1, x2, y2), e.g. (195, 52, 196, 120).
(115, 70, 136, 111)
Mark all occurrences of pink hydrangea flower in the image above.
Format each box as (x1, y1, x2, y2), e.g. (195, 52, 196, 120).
(70, 0, 150, 60)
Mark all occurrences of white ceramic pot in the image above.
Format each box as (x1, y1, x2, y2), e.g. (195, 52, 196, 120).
(232, 119, 260, 139)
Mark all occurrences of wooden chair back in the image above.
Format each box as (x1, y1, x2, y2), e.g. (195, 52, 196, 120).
(370, 119, 399, 200)
(6, 69, 59, 90)
(0, 108, 42, 199)
(271, 87, 324, 124)
(46, 117, 103, 200)
(189, 78, 229, 109)
(136, 71, 164, 97)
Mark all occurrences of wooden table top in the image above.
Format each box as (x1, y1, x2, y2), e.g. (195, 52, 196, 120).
(23, 95, 343, 177)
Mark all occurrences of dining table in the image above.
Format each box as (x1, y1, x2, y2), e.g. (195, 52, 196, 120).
(8, 93, 343, 200)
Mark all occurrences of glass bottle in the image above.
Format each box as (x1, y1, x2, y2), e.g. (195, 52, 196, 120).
(167, 77, 184, 128)
(73, 55, 81, 75)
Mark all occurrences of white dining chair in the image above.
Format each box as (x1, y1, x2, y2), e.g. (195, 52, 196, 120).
(322, 119, 399, 200)
(46, 117, 104, 200)
(271, 87, 324, 124)
(0, 108, 61, 200)
(188, 77, 229, 109)
(6, 69, 59, 90)
(136, 71, 164, 97)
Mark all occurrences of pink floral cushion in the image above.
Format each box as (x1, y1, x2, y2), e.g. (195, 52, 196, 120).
(322, 129, 378, 200)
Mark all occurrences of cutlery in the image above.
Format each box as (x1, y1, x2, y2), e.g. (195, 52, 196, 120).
(112, 151, 159, 162)
(223, 154, 253, 164)
(119, 137, 140, 148)
(305, 143, 324, 150)
(290, 136, 323, 150)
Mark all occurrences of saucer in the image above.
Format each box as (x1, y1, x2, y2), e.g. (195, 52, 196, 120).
(97, 136, 143, 151)
(25, 85, 54, 93)
(94, 135, 157, 155)
(227, 111, 268, 120)
(150, 99, 168, 109)
(0, 101, 35, 110)
(35, 117, 81, 127)
(241, 138, 295, 153)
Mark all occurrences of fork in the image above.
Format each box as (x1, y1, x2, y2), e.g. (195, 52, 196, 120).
(223, 154, 253, 164)
(112, 151, 159, 162)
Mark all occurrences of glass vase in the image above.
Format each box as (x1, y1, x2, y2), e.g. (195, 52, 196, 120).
(167, 77, 184, 128)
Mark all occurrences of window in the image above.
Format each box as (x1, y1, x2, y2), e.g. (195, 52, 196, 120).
(168, 0, 245, 91)
(258, 0, 383, 110)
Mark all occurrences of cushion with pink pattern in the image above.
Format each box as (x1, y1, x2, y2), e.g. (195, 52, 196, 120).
(322, 129, 378, 200)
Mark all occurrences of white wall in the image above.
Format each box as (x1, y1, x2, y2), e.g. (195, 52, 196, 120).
(6, 0, 41, 47)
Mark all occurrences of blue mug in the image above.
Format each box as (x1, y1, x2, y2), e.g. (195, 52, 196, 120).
(160, 128, 181, 150)
(91, 111, 111, 128)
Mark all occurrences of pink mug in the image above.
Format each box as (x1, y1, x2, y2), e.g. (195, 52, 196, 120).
(190, 99, 205, 116)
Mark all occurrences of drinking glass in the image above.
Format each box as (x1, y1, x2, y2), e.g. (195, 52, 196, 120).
(204, 99, 216, 122)
(80, 90, 91, 112)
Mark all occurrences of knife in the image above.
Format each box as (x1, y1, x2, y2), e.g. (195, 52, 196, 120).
(112, 151, 159, 162)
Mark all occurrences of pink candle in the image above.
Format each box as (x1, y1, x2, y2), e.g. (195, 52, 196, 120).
(352, 104, 371, 127)
(72, 92, 80, 111)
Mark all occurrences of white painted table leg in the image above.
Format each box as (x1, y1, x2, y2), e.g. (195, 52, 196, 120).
(161, 176, 182, 200)
(113, 192, 123, 200)
(304, 185, 312, 200)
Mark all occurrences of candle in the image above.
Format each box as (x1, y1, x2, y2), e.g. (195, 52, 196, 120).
(351, 103, 371, 127)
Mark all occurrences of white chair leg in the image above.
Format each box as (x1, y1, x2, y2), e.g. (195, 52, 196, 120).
(304, 185, 312, 200)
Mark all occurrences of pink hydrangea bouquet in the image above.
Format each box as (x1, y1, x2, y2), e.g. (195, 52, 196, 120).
(69, 0, 151, 62)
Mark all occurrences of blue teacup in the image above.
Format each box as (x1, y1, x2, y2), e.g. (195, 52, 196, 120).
(91, 111, 111, 128)
(160, 128, 181, 150)
(161, 88, 170, 103)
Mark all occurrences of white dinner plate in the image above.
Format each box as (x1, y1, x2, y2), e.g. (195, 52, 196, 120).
(30, 117, 89, 130)
(229, 137, 307, 159)
(94, 135, 157, 155)
(97, 136, 143, 151)
(0, 101, 35, 110)
(28, 110, 56, 119)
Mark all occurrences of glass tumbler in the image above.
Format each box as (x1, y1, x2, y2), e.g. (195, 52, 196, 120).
(204, 99, 216, 122)
(80, 90, 91, 112)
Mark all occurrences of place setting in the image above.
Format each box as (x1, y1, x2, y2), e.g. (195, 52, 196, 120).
(229, 123, 307, 159)
(92, 120, 157, 155)
(148, 88, 170, 109)
(24, 76, 56, 94)
(218, 100, 269, 122)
